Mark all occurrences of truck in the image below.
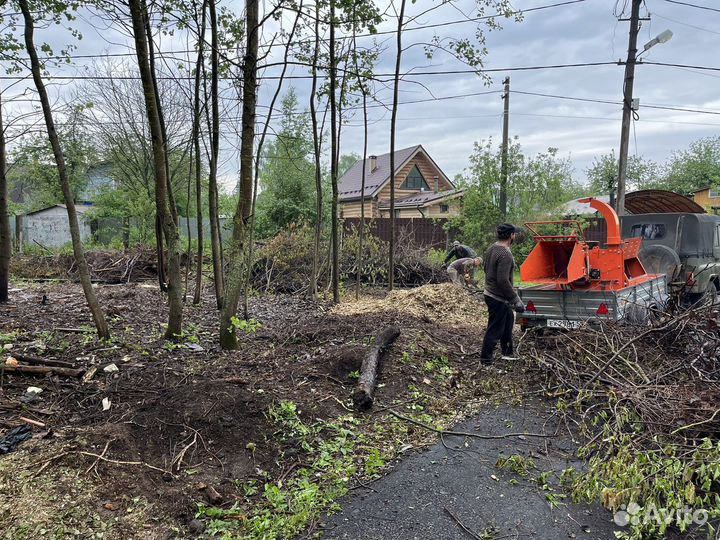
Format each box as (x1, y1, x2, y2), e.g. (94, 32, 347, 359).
(623, 212, 720, 305)
(517, 198, 668, 329)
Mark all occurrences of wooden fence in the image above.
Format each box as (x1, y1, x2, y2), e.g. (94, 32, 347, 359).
(342, 218, 455, 249)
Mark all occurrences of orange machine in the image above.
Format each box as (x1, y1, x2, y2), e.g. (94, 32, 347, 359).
(520, 198, 656, 291)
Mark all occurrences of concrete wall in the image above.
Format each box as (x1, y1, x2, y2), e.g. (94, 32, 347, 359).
(23, 207, 92, 248)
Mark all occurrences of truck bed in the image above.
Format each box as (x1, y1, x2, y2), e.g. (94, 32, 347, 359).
(517, 275, 667, 327)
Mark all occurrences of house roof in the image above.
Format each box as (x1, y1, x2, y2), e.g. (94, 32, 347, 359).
(338, 145, 453, 201)
(378, 189, 464, 209)
(24, 204, 92, 216)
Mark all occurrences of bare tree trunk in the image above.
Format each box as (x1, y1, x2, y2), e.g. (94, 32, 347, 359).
(0, 95, 10, 303)
(128, 0, 183, 338)
(155, 215, 167, 291)
(219, 0, 258, 350)
(207, 0, 225, 310)
(192, 0, 208, 305)
(310, 2, 322, 300)
(356, 81, 368, 301)
(243, 0, 302, 318)
(329, 0, 340, 303)
(18, 0, 109, 338)
(388, 0, 406, 292)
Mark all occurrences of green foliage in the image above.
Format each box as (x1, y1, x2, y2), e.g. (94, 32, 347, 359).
(451, 137, 582, 254)
(656, 136, 720, 195)
(585, 150, 660, 195)
(495, 454, 537, 477)
(255, 89, 327, 239)
(228, 317, 262, 335)
(198, 407, 365, 539)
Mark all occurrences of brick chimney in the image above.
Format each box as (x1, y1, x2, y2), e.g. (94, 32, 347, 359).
(369, 155, 378, 173)
(434, 175, 439, 193)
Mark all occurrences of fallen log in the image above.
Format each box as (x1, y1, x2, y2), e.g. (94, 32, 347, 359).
(1, 364, 84, 378)
(12, 354, 75, 369)
(353, 327, 400, 410)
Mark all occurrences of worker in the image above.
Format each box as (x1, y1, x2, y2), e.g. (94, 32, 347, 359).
(447, 257, 482, 287)
(479, 223, 525, 367)
(443, 240, 477, 264)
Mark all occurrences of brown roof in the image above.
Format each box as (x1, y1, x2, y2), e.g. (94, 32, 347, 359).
(338, 145, 453, 201)
(378, 189, 464, 209)
(625, 189, 705, 214)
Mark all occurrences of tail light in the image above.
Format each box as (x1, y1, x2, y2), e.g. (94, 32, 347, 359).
(597, 303, 609, 315)
(687, 272, 696, 286)
(526, 300, 537, 313)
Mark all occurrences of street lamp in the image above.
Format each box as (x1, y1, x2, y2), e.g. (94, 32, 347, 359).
(642, 29, 673, 54)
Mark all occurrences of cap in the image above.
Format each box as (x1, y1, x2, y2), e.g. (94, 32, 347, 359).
(453, 240, 460, 246)
(496, 223, 517, 236)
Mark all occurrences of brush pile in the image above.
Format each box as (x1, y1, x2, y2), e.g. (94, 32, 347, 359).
(524, 305, 720, 537)
(11, 248, 159, 283)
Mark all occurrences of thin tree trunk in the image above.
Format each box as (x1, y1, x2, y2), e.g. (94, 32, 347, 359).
(18, 0, 109, 338)
(329, 0, 340, 303)
(356, 73, 368, 301)
(0, 95, 10, 303)
(207, 0, 225, 310)
(310, 1, 322, 300)
(388, 0, 406, 292)
(219, 0, 257, 350)
(155, 214, 167, 291)
(192, 0, 208, 305)
(243, 0, 302, 318)
(184, 144, 193, 301)
(128, 0, 182, 338)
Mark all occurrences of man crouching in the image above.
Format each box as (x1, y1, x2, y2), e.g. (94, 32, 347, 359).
(447, 257, 482, 288)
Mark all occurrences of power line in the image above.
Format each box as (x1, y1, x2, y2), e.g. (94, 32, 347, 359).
(662, 0, 720, 14)
(0, 0, 588, 62)
(0, 61, 623, 82)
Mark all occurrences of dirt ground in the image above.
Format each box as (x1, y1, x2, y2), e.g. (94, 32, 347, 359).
(1, 279, 523, 539)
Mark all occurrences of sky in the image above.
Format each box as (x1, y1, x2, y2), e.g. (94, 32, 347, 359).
(2, 0, 720, 190)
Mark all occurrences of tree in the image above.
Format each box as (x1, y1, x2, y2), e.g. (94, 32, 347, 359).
(219, 0, 258, 350)
(586, 150, 659, 196)
(657, 137, 720, 195)
(0, 95, 10, 302)
(454, 137, 580, 250)
(17, 0, 109, 339)
(255, 90, 321, 239)
(128, 0, 184, 338)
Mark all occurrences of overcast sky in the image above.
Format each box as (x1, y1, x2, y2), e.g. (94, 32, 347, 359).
(3, 0, 720, 190)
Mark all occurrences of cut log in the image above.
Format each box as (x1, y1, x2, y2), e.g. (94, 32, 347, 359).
(1, 364, 84, 378)
(353, 327, 400, 410)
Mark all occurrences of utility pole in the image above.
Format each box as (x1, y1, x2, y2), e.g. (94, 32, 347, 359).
(499, 76, 510, 220)
(616, 0, 642, 217)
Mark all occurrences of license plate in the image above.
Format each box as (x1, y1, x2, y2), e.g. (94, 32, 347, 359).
(546, 319, 581, 329)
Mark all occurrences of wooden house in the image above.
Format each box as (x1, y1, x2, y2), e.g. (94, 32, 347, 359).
(338, 145, 463, 219)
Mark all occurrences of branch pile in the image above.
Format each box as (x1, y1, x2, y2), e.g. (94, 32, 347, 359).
(525, 306, 720, 537)
(11, 248, 160, 283)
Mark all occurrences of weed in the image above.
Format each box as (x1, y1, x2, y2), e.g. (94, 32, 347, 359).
(495, 454, 536, 477)
(364, 448, 386, 478)
(229, 317, 262, 335)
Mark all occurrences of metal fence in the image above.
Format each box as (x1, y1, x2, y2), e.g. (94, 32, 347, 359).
(342, 217, 455, 249)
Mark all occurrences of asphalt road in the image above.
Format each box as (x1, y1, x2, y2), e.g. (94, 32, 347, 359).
(321, 399, 623, 540)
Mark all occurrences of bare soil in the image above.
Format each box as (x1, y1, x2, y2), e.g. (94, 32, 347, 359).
(0, 280, 502, 539)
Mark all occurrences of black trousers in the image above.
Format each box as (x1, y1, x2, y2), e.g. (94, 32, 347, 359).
(480, 295, 514, 362)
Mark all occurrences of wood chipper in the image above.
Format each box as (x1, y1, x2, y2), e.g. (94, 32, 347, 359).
(517, 197, 668, 329)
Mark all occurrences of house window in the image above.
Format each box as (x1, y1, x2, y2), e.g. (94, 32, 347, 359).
(440, 204, 449, 213)
(400, 165, 430, 190)
(394, 210, 401, 219)
(710, 189, 720, 198)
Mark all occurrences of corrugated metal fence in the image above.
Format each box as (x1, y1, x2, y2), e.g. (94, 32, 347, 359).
(343, 217, 455, 249)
